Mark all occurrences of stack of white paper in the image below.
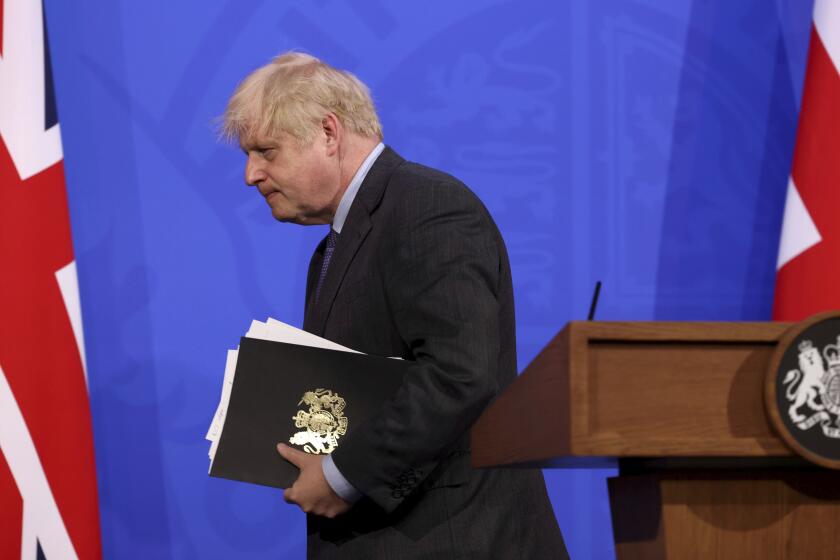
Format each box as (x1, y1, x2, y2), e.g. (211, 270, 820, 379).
(205, 318, 360, 471)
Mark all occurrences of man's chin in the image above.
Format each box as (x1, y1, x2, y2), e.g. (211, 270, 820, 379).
(273, 213, 297, 223)
(272, 212, 310, 225)
(269, 206, 325, 226)
(269, 205, 296, 223)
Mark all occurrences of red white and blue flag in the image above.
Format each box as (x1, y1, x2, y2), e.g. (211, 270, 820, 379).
(774, 0, 840, 320)
(0, 0, 102, 558)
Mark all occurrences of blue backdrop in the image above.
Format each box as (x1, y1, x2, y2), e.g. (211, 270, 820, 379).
(43, 0, 814, 558)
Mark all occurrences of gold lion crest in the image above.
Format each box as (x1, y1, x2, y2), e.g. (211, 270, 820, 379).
(289, 388, 348, 454)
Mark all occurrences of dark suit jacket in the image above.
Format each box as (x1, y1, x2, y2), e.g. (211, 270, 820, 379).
(303, 147, 567, 559)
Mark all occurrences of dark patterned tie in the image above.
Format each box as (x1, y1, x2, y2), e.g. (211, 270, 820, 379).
(314, 229, 339, 303)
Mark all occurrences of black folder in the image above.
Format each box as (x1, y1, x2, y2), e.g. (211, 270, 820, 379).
(210, 337, 408, 489)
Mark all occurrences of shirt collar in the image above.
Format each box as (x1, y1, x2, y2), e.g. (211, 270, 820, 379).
(332, 142, 385, 234)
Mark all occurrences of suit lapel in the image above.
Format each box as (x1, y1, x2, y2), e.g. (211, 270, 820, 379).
(307, 214, 372, 336)
(306, 146, 404, 336)
(303, 236, 327, 332)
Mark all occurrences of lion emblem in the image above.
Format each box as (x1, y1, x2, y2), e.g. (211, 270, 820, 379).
(783, 338, 840, 438)
(289, 389, 348, 454)
(784, 341, 827, 423)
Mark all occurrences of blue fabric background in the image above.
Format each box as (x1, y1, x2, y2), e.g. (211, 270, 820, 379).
(42, 1, 814, 557)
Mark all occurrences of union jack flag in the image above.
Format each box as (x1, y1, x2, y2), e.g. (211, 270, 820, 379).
(774, 0, 840, 320)
(0, 0, 102, 558)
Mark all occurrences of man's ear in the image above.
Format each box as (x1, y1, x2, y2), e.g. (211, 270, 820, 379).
(322, 113, 341, 156)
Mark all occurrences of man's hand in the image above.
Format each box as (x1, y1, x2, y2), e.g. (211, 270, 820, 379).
(277, 443, 351, 518)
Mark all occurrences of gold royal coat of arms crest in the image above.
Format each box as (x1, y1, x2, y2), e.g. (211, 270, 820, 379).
(289, 388, 348, 454)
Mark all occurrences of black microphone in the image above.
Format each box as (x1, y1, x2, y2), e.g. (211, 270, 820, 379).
(587, 281, 602, 321)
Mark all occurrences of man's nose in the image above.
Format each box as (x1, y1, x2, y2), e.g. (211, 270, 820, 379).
(245, 156, 265, 186)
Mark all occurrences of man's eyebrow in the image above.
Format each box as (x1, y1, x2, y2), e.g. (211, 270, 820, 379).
(241, 142, 277, 153)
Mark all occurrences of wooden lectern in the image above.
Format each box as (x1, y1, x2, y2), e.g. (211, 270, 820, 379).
(471, 322, 840, 559)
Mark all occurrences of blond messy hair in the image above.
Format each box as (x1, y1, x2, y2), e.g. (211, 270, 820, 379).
(221, 51, 383, 146)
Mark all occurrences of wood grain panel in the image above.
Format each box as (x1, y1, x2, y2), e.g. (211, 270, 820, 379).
(577, 341, 790, 455)
(610, 472, 840, 559)
(472, 321, 794, 466)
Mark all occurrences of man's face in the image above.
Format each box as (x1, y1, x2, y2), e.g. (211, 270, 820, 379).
(241, 130, 339, 225)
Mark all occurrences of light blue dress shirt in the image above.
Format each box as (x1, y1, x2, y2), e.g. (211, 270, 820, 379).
(331, 142, 385, 234)
(321, 141, 384, 503)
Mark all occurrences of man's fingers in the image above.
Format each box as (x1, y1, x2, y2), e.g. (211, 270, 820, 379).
(276, 443, 305, 467)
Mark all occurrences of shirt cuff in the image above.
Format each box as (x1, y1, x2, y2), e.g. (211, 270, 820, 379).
(322, 454, 362, 503)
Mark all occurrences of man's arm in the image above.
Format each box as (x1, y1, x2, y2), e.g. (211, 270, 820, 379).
(329, 180, 504, 513)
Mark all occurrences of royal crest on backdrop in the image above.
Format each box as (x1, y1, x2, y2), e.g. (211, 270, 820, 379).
(289, 388, 348, 454)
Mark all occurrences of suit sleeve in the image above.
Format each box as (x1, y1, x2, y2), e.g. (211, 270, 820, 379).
(330, 180, 504, 513)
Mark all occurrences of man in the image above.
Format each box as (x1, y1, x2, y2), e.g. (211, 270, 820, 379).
(222, 52, 568, 559)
